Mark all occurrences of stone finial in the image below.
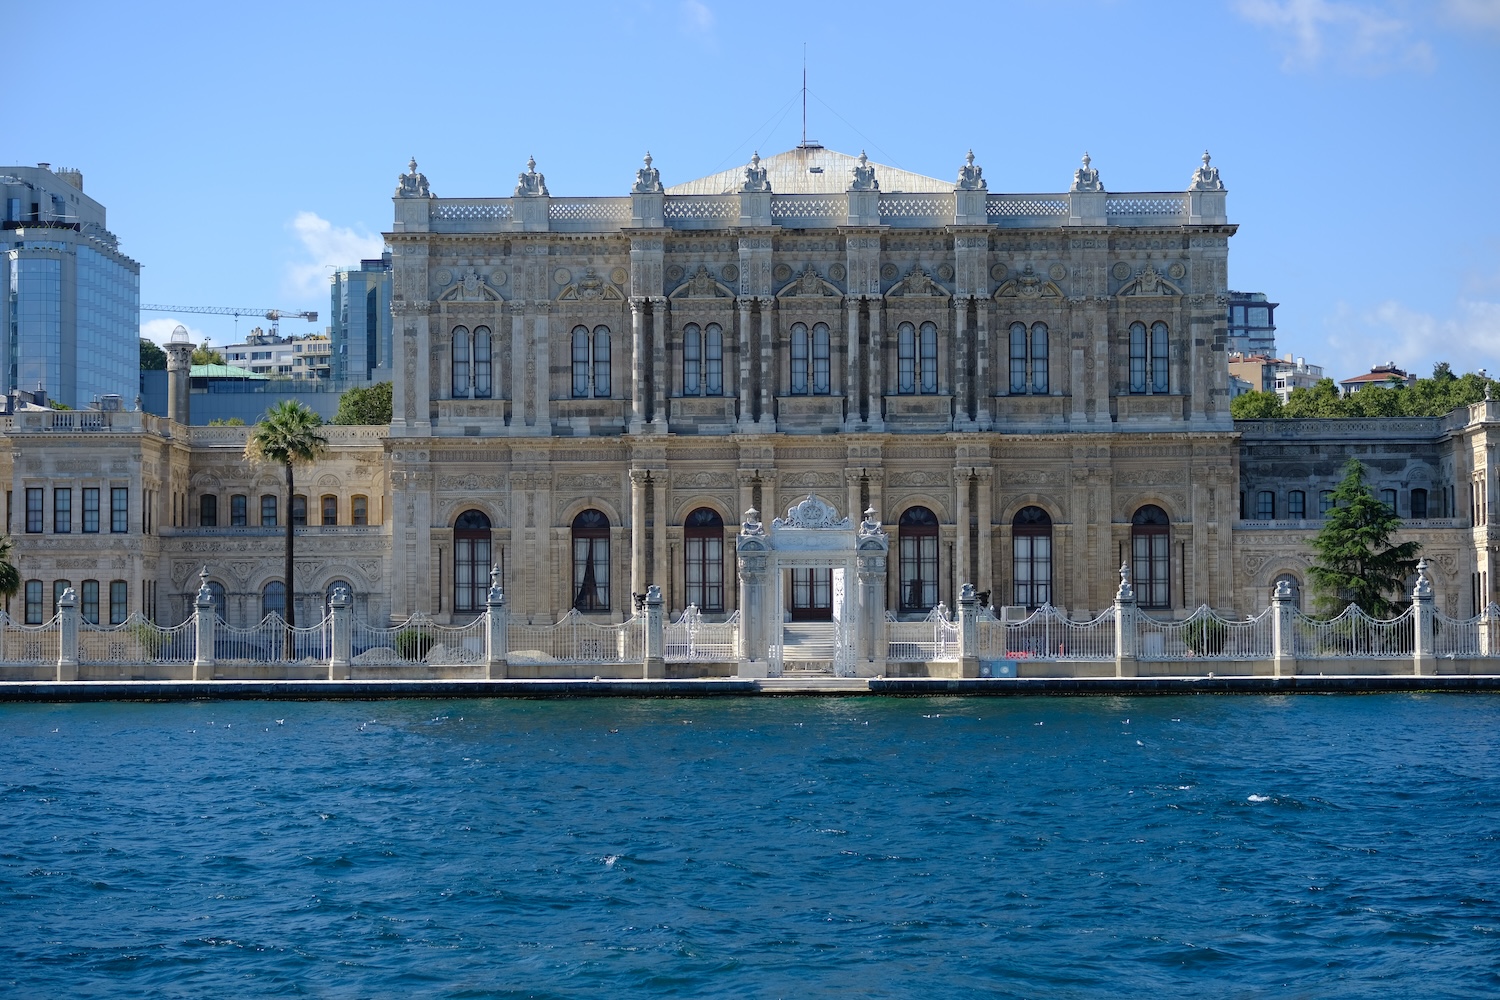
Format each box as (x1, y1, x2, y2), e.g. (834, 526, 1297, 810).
(956, 148, 986, 191)
(849, 150, 879, 192)
(860, 506, 882, 534)
(741, 151, 771, 193)
(1116, 562, 1135, 602)
(1190, 149, 1225, 191)
(645, 584, 662, 604)
(741, 506, 765, 536)
(1071, 151, 1104, 193)
(1413, 557, 1432, 599)
(515, 155, 549, 197)
(633, 151, 663, 194)
(487, 564, 505, 604)
(960, 582, 977, 604)
(196, 566, 212, 603)
(1272, 578, 1293, 602)
(396, 157, 431, 198)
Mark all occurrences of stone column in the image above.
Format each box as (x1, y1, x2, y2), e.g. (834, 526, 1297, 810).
(1271, 578, 1295, 679)
(737, 299, 755, 428)
(975, 469, 994, 599)
(651, 298, 668, 432)
(845, 297, 861, 428)
(165, 337, 192, 425)
(869, 301, 884, 430)
(328, 583, 351, 680)
(975, 301, 992, 430)
(737, 543, 768, 676)
(758, 299, 775, 429)
(954, 303, 971, 429)
(652, 474, 670, 604)
(510, 301, 529, 429)
(630, 469, 649, 602)
(630, 298, 647, 433)
(644, 584, 664, 678)
(856, 529, 888, 671)
(57, 586, 78, 682)
(193, 567, 216, 681)
(954, 470, 970, 606)
(1113, 563, 1137, 678)
(1413, 558, 1435, 677)
(845, 470, 862, 527)
(533, 304, 551, 433)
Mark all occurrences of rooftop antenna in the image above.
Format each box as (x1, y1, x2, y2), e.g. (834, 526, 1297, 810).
(797, 44, 821, 149)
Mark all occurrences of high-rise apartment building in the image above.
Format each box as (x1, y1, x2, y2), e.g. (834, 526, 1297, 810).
(1, 164, 140, 407)
(329, 252, 392, 384)
(1225, 290, 1276, 356)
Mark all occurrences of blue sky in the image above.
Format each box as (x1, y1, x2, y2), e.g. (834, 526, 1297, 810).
(10, 0, 1498, 379)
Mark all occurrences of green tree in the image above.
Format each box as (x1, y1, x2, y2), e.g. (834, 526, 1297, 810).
(1229, 390, 1283, 419)
(244, 401, 328, 629)
(1307, 459, 1421, 618)
(0, 536, 21, 612)
(192, 343, 226, 366)
(1281, 378, 1349, 417)
(140, 338, 167, 371)
(207, 417, 246, 426)
(334, 381, 393, 425)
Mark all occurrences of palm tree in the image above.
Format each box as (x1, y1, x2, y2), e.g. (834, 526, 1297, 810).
(244, 400, 327, 629)
(0, 535, 20, 618)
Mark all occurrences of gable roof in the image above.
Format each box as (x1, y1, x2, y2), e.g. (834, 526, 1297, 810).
(666, 146, 952, 196)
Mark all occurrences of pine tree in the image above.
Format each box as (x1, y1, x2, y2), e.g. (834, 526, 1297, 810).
(1307, 459, 1421, 618)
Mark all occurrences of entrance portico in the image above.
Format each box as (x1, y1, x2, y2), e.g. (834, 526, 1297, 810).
(736, 496, 889, 677)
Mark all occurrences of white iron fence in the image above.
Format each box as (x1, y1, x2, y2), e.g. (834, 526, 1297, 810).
(977, 605, 1117, 660)
(887, 606, 960, 661)
(507, 610, 644, 665)
(2, 613, 61, 665)
(80, 613, 196, 664)
(1136, 605, 1276, 661)
(352, 612, 486, 667)
(664, 607, 739, 662)
(1294, 605, 1414, 659)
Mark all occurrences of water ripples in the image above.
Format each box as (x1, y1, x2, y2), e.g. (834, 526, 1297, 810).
(2, 695, 1498, 996)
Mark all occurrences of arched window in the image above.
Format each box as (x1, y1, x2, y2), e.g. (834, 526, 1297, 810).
(352, 495, 369, 526)
(473, 326, 492, 398)
(453, 509, 492, 615)
(704, 323, 723, 395)
(1012, 506, 1052, 609)
(206, 581, 227, 621)
(1131, 505, 1171, 610)
(1381, 489, 1398, 513)
(681, 323, 722, 397)
(683, 323, 701, 395)
(899, 323, 917, 394)
(684, 507, 725, 612)
(1318, 489, 1335, 516)
(109, 580, 128, 625)
(321, 494, 338, 526)
(1411, 488, 1428, 519)
(325, 580, 353, 615)
(1289, 490, 1306, 520)
(1256, 491, 1275, 520)
(1009, 322, 1049, 394)
(572, 509, 610, 612)
(898, 506, 940, 613)
(261, 581, 286, 620)
(791, 323, 810, 394)
(231, 494, 247, 526)
(260, 494, 277, 527)
(1273, 573, 1302, 610)
(24, 580, 42, 624)
(919, 321, 937, 394)
(812, 322, 831, 394)
(1129, 321, 1171, 394)
(572, 326, 611, 398)
(451, 325, 470, 398)
(291, 494, 307, 527)
(81, 579, 100, 625)
(199, 494, 217, 527)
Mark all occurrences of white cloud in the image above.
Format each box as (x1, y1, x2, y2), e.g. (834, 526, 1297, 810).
(283, 211, 384, 300)
(1233, 0, 1434, 73)
(1442, 0, 1500, 29)
(1324, 297, 1500, 376)
(139, 317, 209, 347)
(680, 0, 715, 39)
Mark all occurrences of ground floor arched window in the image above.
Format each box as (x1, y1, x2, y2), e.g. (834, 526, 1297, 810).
(1131, 505, 1171, 610)
(1012, 506, 1052, 609)
(262, 581, 286, 619)
(899, 506, 939, 613)
(454, 509, 492, 615)
(572, 509, 610, 612)
(684, 507, 725, 612)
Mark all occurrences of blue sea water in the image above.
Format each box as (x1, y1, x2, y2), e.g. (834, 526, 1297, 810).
(1, 694, 1497, 999)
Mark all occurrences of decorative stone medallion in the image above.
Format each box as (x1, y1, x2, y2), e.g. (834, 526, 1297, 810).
(666, 264, 684, 282)
(1168, 262, 1187, 280)
(880, 263, 898, 280)
(773, 263, 793, 282)
(937, 263, 955, 281)
(610, 267, 628, 285)
(489, 269, 506, 285)
(1049, 264, 1067, 281)
(828, 263, 846, 281)
(434, 268, 453, 286)
(989, 263, 1008, 281)
(721, 263, 739, 282)
(553, 267, 572, 286)
(1111, 261, 1132, 280)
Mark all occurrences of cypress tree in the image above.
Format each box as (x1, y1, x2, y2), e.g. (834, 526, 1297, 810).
(1307, 459, 1421, 618)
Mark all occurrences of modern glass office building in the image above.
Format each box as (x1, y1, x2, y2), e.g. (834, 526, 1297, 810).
(1, 165, 140, 408)
(329, 252, 391, 385)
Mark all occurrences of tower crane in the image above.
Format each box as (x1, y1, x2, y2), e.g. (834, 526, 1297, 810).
(141, 304, 319, 340)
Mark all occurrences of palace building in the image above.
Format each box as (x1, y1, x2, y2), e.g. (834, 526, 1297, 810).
(2, 146, 1495, 653)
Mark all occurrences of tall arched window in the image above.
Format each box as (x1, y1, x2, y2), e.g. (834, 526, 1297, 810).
(81, 579, 100, 625)
(683, 323, 701, 395)
(812, 322, 831, 394)
(572, 326, 611, 398)
(453, 509, 492, 615)
(262, 581, 287, 620)
(451, 326, 493, 399)
(898, 323, 938, 395)
(199, 494, 218, 527)
(1129, 321, 1171, 394)
(206, 581, 227, 621)
(898, 506, 940, 613)
(1411, 488, 1429, 519)
(790, 323, 810, 394)
(1012, 506, 1052, 609)
(572, 509, 610, 612)
(1131, 505, 1171, 610)
(1009, 322, 1049, 394)
(681, 323, 723, 397)
(684, 507, 725, 612)
(321, 494, 338, 526)
(1256, 491, 1275, 520)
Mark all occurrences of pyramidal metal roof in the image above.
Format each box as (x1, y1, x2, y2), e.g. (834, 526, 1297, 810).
(665, 146, 953, 196)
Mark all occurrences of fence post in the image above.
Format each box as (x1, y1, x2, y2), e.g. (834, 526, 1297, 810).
(1412, 558, 1435, 676)
(486, 566, 508, 680)
(193, 567, 216, 681)
(56, 586, 78, 682)
(1482, 603, 1499, 659)
(644, 584, 664, 679)
(1271, 579, 1295, 678)
(1113, 563, 1136, 678)
(328, 584, 352, 681)
(958, 583, 979, 678)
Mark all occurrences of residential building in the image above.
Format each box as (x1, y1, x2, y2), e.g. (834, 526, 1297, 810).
(1340, 362, 1415, 394)
(1225, 290, 1276, 356)
(329, 253, 392, 385)
(1, 164, 140, 408)
(1229, 351, 1325, 402)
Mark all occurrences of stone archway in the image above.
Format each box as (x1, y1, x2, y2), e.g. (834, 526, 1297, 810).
(735, 496, 889, 677)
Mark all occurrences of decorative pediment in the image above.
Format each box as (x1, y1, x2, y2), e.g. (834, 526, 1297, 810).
(557, 267, 625, 302)
(668, 264, 734, 299)
(772, 494, 851, 530)
(994, 263, 1062, 300)
(1116, 263, 1183, 298)
(776, 265, 840, 299)
(438, 267, 503, 302)
(887, 266, 949, 299)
